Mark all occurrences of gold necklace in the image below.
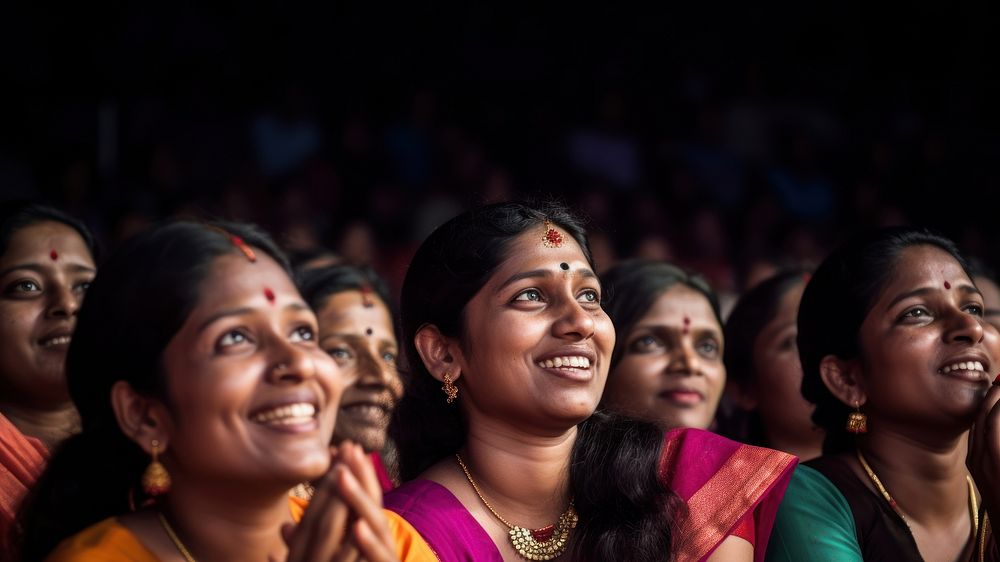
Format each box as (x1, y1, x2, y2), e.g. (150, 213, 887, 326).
(157, 512, 197, 562)
(455, 453, 578, 561)
(856, 450, 978, 535)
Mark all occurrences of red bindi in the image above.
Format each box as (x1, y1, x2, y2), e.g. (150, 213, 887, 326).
(542, 220, 564, 248)
(263, 287, 275, 303)
(682, 316, 691, 334)
(365, 327, 373, 336)
(944, 281, 951, 290)
(50, 249, 58, 261)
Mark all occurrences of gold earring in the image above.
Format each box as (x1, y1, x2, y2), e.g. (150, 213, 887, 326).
(846, 401, 868, 434)
(142, 439, 171, 496)
(442, 372, 459, 404)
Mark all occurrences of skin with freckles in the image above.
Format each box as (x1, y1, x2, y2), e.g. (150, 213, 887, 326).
(0, 222, 95, 446)
(604, 285, 725, 430)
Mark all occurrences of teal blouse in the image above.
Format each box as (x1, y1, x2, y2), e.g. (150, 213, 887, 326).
(765, 465, 862, 561)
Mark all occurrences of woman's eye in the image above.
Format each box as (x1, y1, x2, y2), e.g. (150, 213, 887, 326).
(778, 334, 796, 351)
(901, 307, 930, 320)
(382, 351, 397, 364)
(578, 289, 600, 304)
(290, 326, 315, 342)
(965, 304, 984, 317)
(75, 281, 92, 293)
(629, 334, 662, 353)
(218, 330, 249, 348)
(513, 289, 544, 302)
(7, 280, 41, 294)
(325, 347, 354, 364)
(697, 339, 720, 358)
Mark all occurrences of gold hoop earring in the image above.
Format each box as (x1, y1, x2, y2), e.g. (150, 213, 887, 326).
(142, 439, 171, 497)
(846, 401, 868, 434)
(442, 372, 459, 404)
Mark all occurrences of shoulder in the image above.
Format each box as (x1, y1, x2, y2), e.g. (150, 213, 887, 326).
(384, 478, 462, 519)
(385, 479, 501, 561)
(45, 517, 158, 562)
(765, 465, 861, 562)
(661, 428, 797, 498)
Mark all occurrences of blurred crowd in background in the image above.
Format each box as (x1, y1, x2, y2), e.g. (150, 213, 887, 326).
(2, 4, 999, 309)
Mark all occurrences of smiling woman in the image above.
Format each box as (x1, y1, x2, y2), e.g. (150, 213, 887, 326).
(0, 201, 96, 559)
(297, 265, 402, 490)
(15, 222, 433, 561)
(767, 228, 1000, 562)
(387, 202, 795, 562)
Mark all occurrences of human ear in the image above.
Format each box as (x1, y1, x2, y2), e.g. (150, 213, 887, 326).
(110, 380, 173, 455)
(413, 324, 463, 384)
(818, 355, 867, 407)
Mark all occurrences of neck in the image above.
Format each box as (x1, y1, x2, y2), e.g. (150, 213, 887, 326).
(858, 423, 972, 526)
(765, 431, 823, 462)
(0, 400, 79, 450)
(462, 415, 577, 528)
(160, 477, 295, 561)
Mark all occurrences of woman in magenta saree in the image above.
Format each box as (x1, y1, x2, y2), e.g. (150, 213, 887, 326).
(387, 427, 794, 561)
(385, 202, 795, 562)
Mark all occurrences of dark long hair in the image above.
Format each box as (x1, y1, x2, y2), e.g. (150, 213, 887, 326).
(601, 260, 722, 372)
(0, 200, 97, 261)
(393, 201, 679, 561)
(718, 269, 810, 445)
(17, 221, 288, 561)
(798, 227, 968, 455)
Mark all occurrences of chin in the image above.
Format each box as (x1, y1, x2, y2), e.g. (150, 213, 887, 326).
(335, 428, 384, 453)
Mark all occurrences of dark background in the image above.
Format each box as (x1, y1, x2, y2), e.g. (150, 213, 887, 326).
(3, 4, 999, 299)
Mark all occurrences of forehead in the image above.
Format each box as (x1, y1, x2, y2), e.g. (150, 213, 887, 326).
(487, 228, 591, 282)
(194, 252, 298, 307)
(643, 284, 718, 324)
(319, 290, 392, 324)
(878, 245, 969, 298)
(2, 221, 91, 263)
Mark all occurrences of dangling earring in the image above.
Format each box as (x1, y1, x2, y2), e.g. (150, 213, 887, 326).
(846, 401, 868, 434)
(442, 372, 459, 404)
(142, 439, 171, 497)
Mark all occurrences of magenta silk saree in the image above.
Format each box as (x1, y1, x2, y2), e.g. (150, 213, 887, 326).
(384, 428, 796, 562)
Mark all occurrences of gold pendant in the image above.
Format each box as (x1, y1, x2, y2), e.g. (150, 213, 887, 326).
(507, 506, 578, 561)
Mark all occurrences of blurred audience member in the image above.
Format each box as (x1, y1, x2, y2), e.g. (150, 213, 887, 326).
(602, 261, 725, 430)
(718, 269, 822, 460)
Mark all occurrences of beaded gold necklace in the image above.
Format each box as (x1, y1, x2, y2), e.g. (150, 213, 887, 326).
(455, 454, 578, 560)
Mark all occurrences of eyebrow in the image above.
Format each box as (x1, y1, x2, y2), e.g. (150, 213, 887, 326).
(0, 262, 97, 278)
(886, 284, 981, 310)
(496, 268, 598, 292)
(197, 302, 310, 334)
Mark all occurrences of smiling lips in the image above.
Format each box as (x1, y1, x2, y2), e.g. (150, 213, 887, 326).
(39, 335, 71, 347)
(536, 356, 591, 369)
(939, 361, 985, 374)
(250, 402, 317, 426)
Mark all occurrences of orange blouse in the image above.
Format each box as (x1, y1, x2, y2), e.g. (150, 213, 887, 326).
(46, 497, 436, 561)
